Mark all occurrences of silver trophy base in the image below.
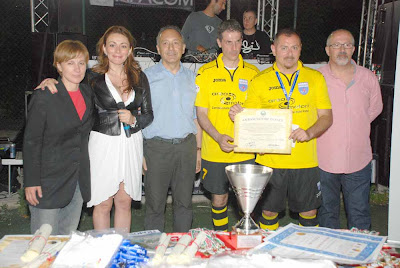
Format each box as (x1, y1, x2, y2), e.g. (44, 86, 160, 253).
(234, 215, 260, 235)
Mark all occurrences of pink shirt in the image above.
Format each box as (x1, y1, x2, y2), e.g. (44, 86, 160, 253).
(317, 62, 383, 173)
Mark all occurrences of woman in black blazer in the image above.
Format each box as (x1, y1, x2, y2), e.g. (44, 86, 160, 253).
(24, 40, 94, 235)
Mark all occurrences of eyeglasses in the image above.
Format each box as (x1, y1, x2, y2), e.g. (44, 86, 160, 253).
(329, 43, 354, 49)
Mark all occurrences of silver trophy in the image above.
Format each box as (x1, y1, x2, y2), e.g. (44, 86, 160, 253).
(225, 164, 273, 235)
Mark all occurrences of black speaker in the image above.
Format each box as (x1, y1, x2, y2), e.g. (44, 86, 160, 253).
(56, 32, 88, 47)
(31, 32, 88, 88)
(370, 85, 394, 186)
(31, 33, 58, 88)
(372, 1, 400, 86)
(58, 0, 84, 34)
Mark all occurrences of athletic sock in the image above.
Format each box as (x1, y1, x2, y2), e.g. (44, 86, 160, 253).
(298, 213, 319, 227)
(212, 205, 228, 231)
(259, 212, 279, 230)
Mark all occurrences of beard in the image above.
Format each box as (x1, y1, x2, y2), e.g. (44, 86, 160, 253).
(335, 53, 350, 66)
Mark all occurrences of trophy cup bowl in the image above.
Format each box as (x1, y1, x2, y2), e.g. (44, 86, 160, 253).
(225, 164, 273, 235)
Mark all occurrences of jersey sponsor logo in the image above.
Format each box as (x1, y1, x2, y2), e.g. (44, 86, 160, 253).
(212, 92, 234, 96)
(211, 92, 240, 106)
(278, 98, 295, 109)
(269, 86, 281, 90)
(238, 79, 248, 92)
(298, 82, 309, 95)
(205, 25, 215, 33)
(278, 99, 310, 110)
(268, 97, 287, 103)
(213, 78, 226, 82)
(220, 96, 240, 105)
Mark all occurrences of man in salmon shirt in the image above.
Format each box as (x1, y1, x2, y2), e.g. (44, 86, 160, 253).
(317, 29, 383, 230)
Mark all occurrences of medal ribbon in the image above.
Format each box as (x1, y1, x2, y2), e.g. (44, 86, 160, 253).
(275, 70, 300, 108)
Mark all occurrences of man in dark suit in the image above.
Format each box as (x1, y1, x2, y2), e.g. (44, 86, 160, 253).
(24, 40, 94, 235)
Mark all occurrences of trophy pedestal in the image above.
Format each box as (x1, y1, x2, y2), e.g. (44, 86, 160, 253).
(216, 231, 263, 249)
(231, 228, 263, 249)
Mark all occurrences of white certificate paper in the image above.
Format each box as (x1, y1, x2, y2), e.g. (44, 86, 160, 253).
(234, 109, 292, 154)
(250, 223, 386, 265)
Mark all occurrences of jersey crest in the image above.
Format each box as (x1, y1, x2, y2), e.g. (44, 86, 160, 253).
(298, 82, 309, 95)
(239, 79, 248, 92)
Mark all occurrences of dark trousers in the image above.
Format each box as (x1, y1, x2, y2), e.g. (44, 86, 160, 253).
(318, 162, 372, 230)
(143, 134, 196, 232)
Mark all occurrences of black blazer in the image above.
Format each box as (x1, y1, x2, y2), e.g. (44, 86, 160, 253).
(23, 79, 94, 209)
(89, 71, 153, 136)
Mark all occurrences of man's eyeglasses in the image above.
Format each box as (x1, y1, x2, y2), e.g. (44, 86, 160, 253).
(329, 43, 354, 49)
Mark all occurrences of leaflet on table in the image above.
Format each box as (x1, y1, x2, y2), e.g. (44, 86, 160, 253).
(250, 223, 386, 265)
(127, 230, 162, 250)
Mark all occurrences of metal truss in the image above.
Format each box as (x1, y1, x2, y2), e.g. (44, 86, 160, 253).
(357, 0, 380, 69)
(257, 0, 279, 40)
(30, 0, 49, 32)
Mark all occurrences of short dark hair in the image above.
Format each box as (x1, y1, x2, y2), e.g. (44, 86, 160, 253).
(156, 25, 184, 45)
(217, 19, 243, 40)
(274, 28, 301, 44)
(243, 9, 257, 17)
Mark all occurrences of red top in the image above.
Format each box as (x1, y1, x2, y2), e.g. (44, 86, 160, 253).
(68, 89, 86, 120)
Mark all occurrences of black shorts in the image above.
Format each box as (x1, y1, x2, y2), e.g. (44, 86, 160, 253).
(201, 159, 255, 195)
(261, 167, 321, 213)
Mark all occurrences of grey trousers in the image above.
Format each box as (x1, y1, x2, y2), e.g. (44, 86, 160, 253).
(143, 134, 196, 232)
(29, 184, 83, 235)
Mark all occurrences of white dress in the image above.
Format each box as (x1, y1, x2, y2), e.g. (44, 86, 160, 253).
(87, 74, 143, 207)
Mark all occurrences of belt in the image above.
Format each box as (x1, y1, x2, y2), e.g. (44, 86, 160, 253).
(152, 134, 193, 144)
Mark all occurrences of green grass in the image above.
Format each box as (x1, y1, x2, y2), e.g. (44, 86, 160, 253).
(0, 194, 389, 239)
(370, 185, 389, 206)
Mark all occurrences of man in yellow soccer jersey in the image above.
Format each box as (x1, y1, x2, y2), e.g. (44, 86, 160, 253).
(230, 28, 333, 230)
(195, 19, 260, 231)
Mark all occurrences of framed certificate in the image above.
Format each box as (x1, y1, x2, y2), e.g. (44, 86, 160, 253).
(234, 109, 292, 154)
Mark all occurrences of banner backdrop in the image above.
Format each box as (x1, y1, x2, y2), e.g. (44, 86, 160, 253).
(90, 0, 114, 6)
(114, 0, 194, 11)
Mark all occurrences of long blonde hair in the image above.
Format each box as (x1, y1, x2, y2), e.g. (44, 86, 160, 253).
(92, 26, 141, 93)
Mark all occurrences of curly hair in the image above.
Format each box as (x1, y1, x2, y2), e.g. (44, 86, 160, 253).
(92, 26, 141, 93)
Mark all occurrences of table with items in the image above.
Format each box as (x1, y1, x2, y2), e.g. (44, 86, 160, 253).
(0, 223, 399, 268)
